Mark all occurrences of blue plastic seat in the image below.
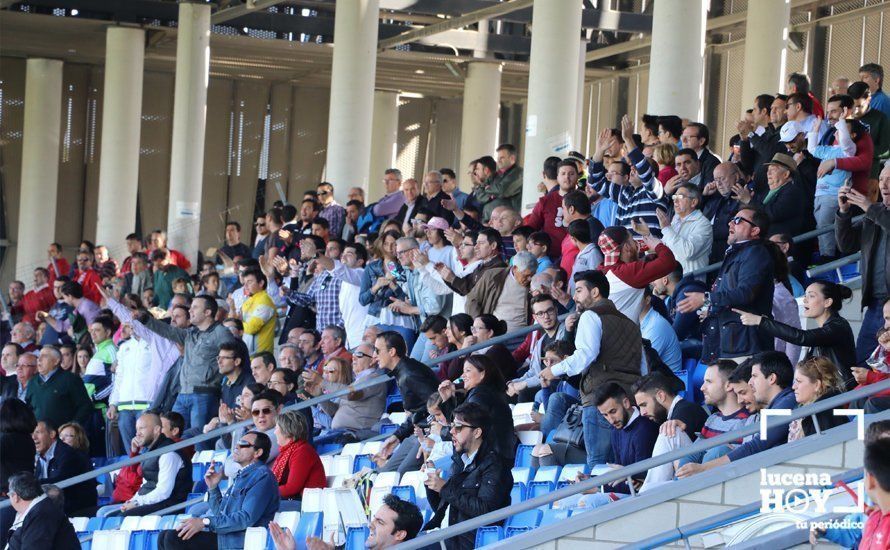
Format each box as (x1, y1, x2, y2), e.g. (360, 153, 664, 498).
(534, 466, 561, 484)
(353, 454, 375, 473)
(129, 530, 148, 550)
(506, 509, 542, 529)
(513, 444, 533, 468)
(511, 467, 535, 485)
(102, 516, 123, 530)
(390, 485, 416, 505)
(540, 508, 570, 526)
(474, 526, 504, 547)
(315, 442, 344, 456)
(378, 423, 397, 435)
(79, 536, 91, 550)
(528, 481, 555, 507)
(145, 531, 160, 550)
(85, 516, 104, 533)
(294, 512, 324, 550)
(345, 526, 370, 550)
(158, 515, 178, 529)
(510, 482, 526, 505)
(385, 380, 402, 411)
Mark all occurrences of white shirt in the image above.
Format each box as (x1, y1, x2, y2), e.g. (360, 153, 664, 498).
(110, 337, 158, 406)
(550, 310, 603, 378)
(130, 451, 184, 506)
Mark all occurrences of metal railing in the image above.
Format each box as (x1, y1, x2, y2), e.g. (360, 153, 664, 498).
(396, 378, 890, 549)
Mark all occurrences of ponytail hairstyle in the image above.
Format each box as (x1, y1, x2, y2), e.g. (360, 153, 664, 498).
(477, 314, 507, 336)
(810, 281, 853, 313)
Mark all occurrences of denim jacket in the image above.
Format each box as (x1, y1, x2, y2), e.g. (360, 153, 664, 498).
(206, 461, 280, 550)
(359, 260, 408, 317)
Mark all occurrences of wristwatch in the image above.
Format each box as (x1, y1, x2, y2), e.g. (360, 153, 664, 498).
(703, 292, 711, 308)
(202, 518, 211, 528)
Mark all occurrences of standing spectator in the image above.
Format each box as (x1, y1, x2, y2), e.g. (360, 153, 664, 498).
(682, 123, 721, 185)
(373, 169, 407, 219)
(658, 183, 713, 274)
(787, 72, 824, 118)
(287, 259, 343, 335)
(45, 243, 71, 287)
(836, 164, 890, 360)
(107, 323, 155, 450)
(26, 346, 91, 429)
(395, 179, 426, 233)
(149, 230, 191, 272)
(0, 399, 37, 496)
(437, 228, 508, 317)
(848, 81, 890, 186)
(271, 410, 325, 504)
(139, 295, 235, 429)
(420, 171, 456, 224)
(32, 420, 96, 515)
(159, 431, 278, 550)
(523, 158, 576, 258)
(679, 207, 776, 362)
(560, 191, 606, 275)
(597, 226, 677, 323)
(218, 222, 252, 262)
(441, 167, 478, 212)
(860, 62, 890, 118)
(252, 215, 271, 260)
(151, 249, 190, 309)
(20, 268, 54, 329)
(423, 402, 513, 550)
(120, 233, 144, 274)
(474, 145, 524, 220)
(122, 253, 152, 298)
(5, 472, 80, 550)
(240, 269, 276, 354)
(9, 349, 36, 403)
(566, 219, 603, 293)
(540, 270, 643, 468)
(735, 153, 808, 237)
(703, 162, 745, 264)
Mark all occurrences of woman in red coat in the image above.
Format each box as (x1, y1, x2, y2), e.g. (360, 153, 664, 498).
(271, 410, 326, 506)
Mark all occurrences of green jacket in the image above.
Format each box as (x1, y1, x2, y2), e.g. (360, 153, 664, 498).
(153, 265, 191, 309)
(26, 369, 92, 428)
(473, 164, 525, 220)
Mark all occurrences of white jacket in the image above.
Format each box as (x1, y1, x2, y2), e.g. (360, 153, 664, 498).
(109, 337, 158, 406)
(661, 209, 713, 274)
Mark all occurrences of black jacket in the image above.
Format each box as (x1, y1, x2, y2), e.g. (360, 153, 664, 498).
(801, 390, 850, 436)
(836, 204, 890, 307)
(739, 125, 786, 195)
(0, 432, 35, 493)
(759, 314, 857, 388)
(701, 193, 741, 264)
(7, 497, 80, 550)
(394, 196, 429, 226)
(757, 180, 809, 237)
(0, 375, 18, 404)
(426, 445, 513, 550)
(388, 357, 441, 441)
(443, 384, 517, 464)
(669, 398, 710, 442)
(668, 277, 709, 341)
(35, 440, 97, 515)
(423, 191, 456, 225)
(698, 148, 721, 186)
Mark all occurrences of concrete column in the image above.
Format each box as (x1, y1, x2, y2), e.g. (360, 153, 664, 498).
(741, 0, 790, 116)
(646, 0, 707, 121)
(325, 0, 379, 204)
(16, 59, 63, 281)
(458, 62, 502, 191)
(166, 2, 210, 269)
(368, 90, 399, 201)
(521, 0, 583, 212)
(96, 27, 145, 251)
(575, 39, 587, 153)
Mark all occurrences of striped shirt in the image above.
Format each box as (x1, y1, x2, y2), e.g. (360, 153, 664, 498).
(588, 148, 668, 235)
(700, 406, 757, 444)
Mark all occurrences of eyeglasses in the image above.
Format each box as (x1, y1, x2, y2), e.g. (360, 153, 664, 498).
(16, 362, 37, 369)
(533, 307, 557, 317)
(217, 355, 236, 361)
(251, 407, 273, 416)
(236, 440, 255, 449)
(673, 194, 688, 200)
(318, 191, 330, 196)
(731, 216, 757, 227)
(255, 222, 266, 227)
(353, 351, 371, 359)
(450, 422, 477, 432)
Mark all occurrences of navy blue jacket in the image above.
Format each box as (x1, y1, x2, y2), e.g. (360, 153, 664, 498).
(35, 440, 97, 515)
(606, 411, 658, 494)
(667, 277, 708, 341)
(728, 387, 796, 461)
(702, 240, 775, 362)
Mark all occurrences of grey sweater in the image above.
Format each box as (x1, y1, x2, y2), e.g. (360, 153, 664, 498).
(144, 318, 236, 394)
(319, 368, 388, 431)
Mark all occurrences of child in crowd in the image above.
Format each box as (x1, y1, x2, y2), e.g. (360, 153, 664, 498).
(527, 231, 554, 273)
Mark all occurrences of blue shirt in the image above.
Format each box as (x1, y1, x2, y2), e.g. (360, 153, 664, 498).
(207, 461, 280, 550)
(727, 387, 797, 462)
(592, 197, 618, 228)
(870, 89, 890, 119)
(640, 307, 682, 373)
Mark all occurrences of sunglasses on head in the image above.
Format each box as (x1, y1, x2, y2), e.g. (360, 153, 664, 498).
(251, 407, 273, 416)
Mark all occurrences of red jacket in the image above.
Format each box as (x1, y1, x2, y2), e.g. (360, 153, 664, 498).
(273, 440, 327, 499)
(21, 286, 55, 328)
(857, 370, 890, 399)
(860, 508, 890, 550)
(47, 257, 71, 286)
(112, 452, 143, 504)
(836, 132, 875, 195)
(73, 269, 103, 304)
(523, 189, 567, 259)
(167, 248, 192, 272)
(560, 237, 579, 275)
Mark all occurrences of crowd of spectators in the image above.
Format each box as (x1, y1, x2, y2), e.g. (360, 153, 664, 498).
(1, 62, 889, 549)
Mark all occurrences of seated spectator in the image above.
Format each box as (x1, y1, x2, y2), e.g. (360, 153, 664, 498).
(317, 342, 386, 446)
(643, 361, 755, 487)
(224, 390, 282, 479)
(509, 294, 567, 403)
(438, 355, 517, 464)
(531, 340, 580, 443)
(639, 287, 682, 373)
(374, 332, 441, 476)
(632, 372, 708, 442)
(271, 410, 325, 505)
(527, 231, 554, 273)
(267, 368, 299, 406)
(438, 313, 474, 381)
(5, 471, 80, 550)
(787, 357, 849, 442)
(677, 351, 796, 478)
(26, 346, 91, 430)
(510, 225, 533, 258)
(653, 142, 678, 184)
(419, 315, 455, 363)
(250, 351, 276, 386)
(32, 420, 96, 515)
(471, 314, 518, 382)
(653, 267, 707, 355)
(57, 422, 89, 454)
(423, 402, 513, 549)
(597, 226, 677, 323)
(159, 431, 279, 550)
(1, 399, 37, 498)
(99, 412, 191, 517)
(658, 183, 713, 274)
(736, 281, 856, 388)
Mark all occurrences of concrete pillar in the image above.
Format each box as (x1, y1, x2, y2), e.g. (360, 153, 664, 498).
(368, 90, 399, 201)
(16, 59, 63, 281)
(325, 0, 379, 204)
(96, 27, 145, 251)
(458, 62, 502, 191)
(646, 0, 707, 121)
(521, 0, 583, 212)
(741, 0, 791, 116)
(166, 2, 210, 269)
(575, 39, 587, 153)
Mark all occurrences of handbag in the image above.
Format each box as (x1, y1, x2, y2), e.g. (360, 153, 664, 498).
(551, 403, 585, 449)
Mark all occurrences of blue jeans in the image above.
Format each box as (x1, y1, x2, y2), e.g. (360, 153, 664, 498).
(856, 298, 886, 363)
(581, 406, 614, 469)
(540, 392, 578, 439)
(173, 393, 218, 431)
(97, 504, 124, 517)
(675, 444, 733, 471)
(117, 409, 140, 451)
(410, 333, 434, 362)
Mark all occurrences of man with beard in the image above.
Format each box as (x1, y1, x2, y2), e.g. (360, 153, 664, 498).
(632, 372, 709, 443)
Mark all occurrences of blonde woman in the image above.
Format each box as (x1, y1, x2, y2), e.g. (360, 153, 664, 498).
(653, 142, 679, 184)
(58, 422, 90, 454)
(787, 357, 848, 441)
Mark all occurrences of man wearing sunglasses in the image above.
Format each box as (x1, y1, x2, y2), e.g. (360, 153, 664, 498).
(677, 206, 776, 363)
(316, 182, 346, 238)
(223, 390, 282, 479)
(423, 402, 512, 549)
(160, 430, 279, 550)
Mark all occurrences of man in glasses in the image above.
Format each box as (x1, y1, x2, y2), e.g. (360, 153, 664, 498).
(315, 182, 346, 238)
(160, 430, 278, 550)
(677, 206, 776, 363)
(223, 390, 282, 479)
(423, 402, 512, 549)
(508, 294, 567, 402)
(702, 162, 745, 264)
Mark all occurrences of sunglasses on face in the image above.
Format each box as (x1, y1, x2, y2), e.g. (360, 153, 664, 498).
(251, 407, 273, 416)
(318, 191, 330, 196)
(353, 351, 371, 359)
(450, 422, 477, 432)
(731, 216, 756, 227)
(236, 440, 255, 449)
